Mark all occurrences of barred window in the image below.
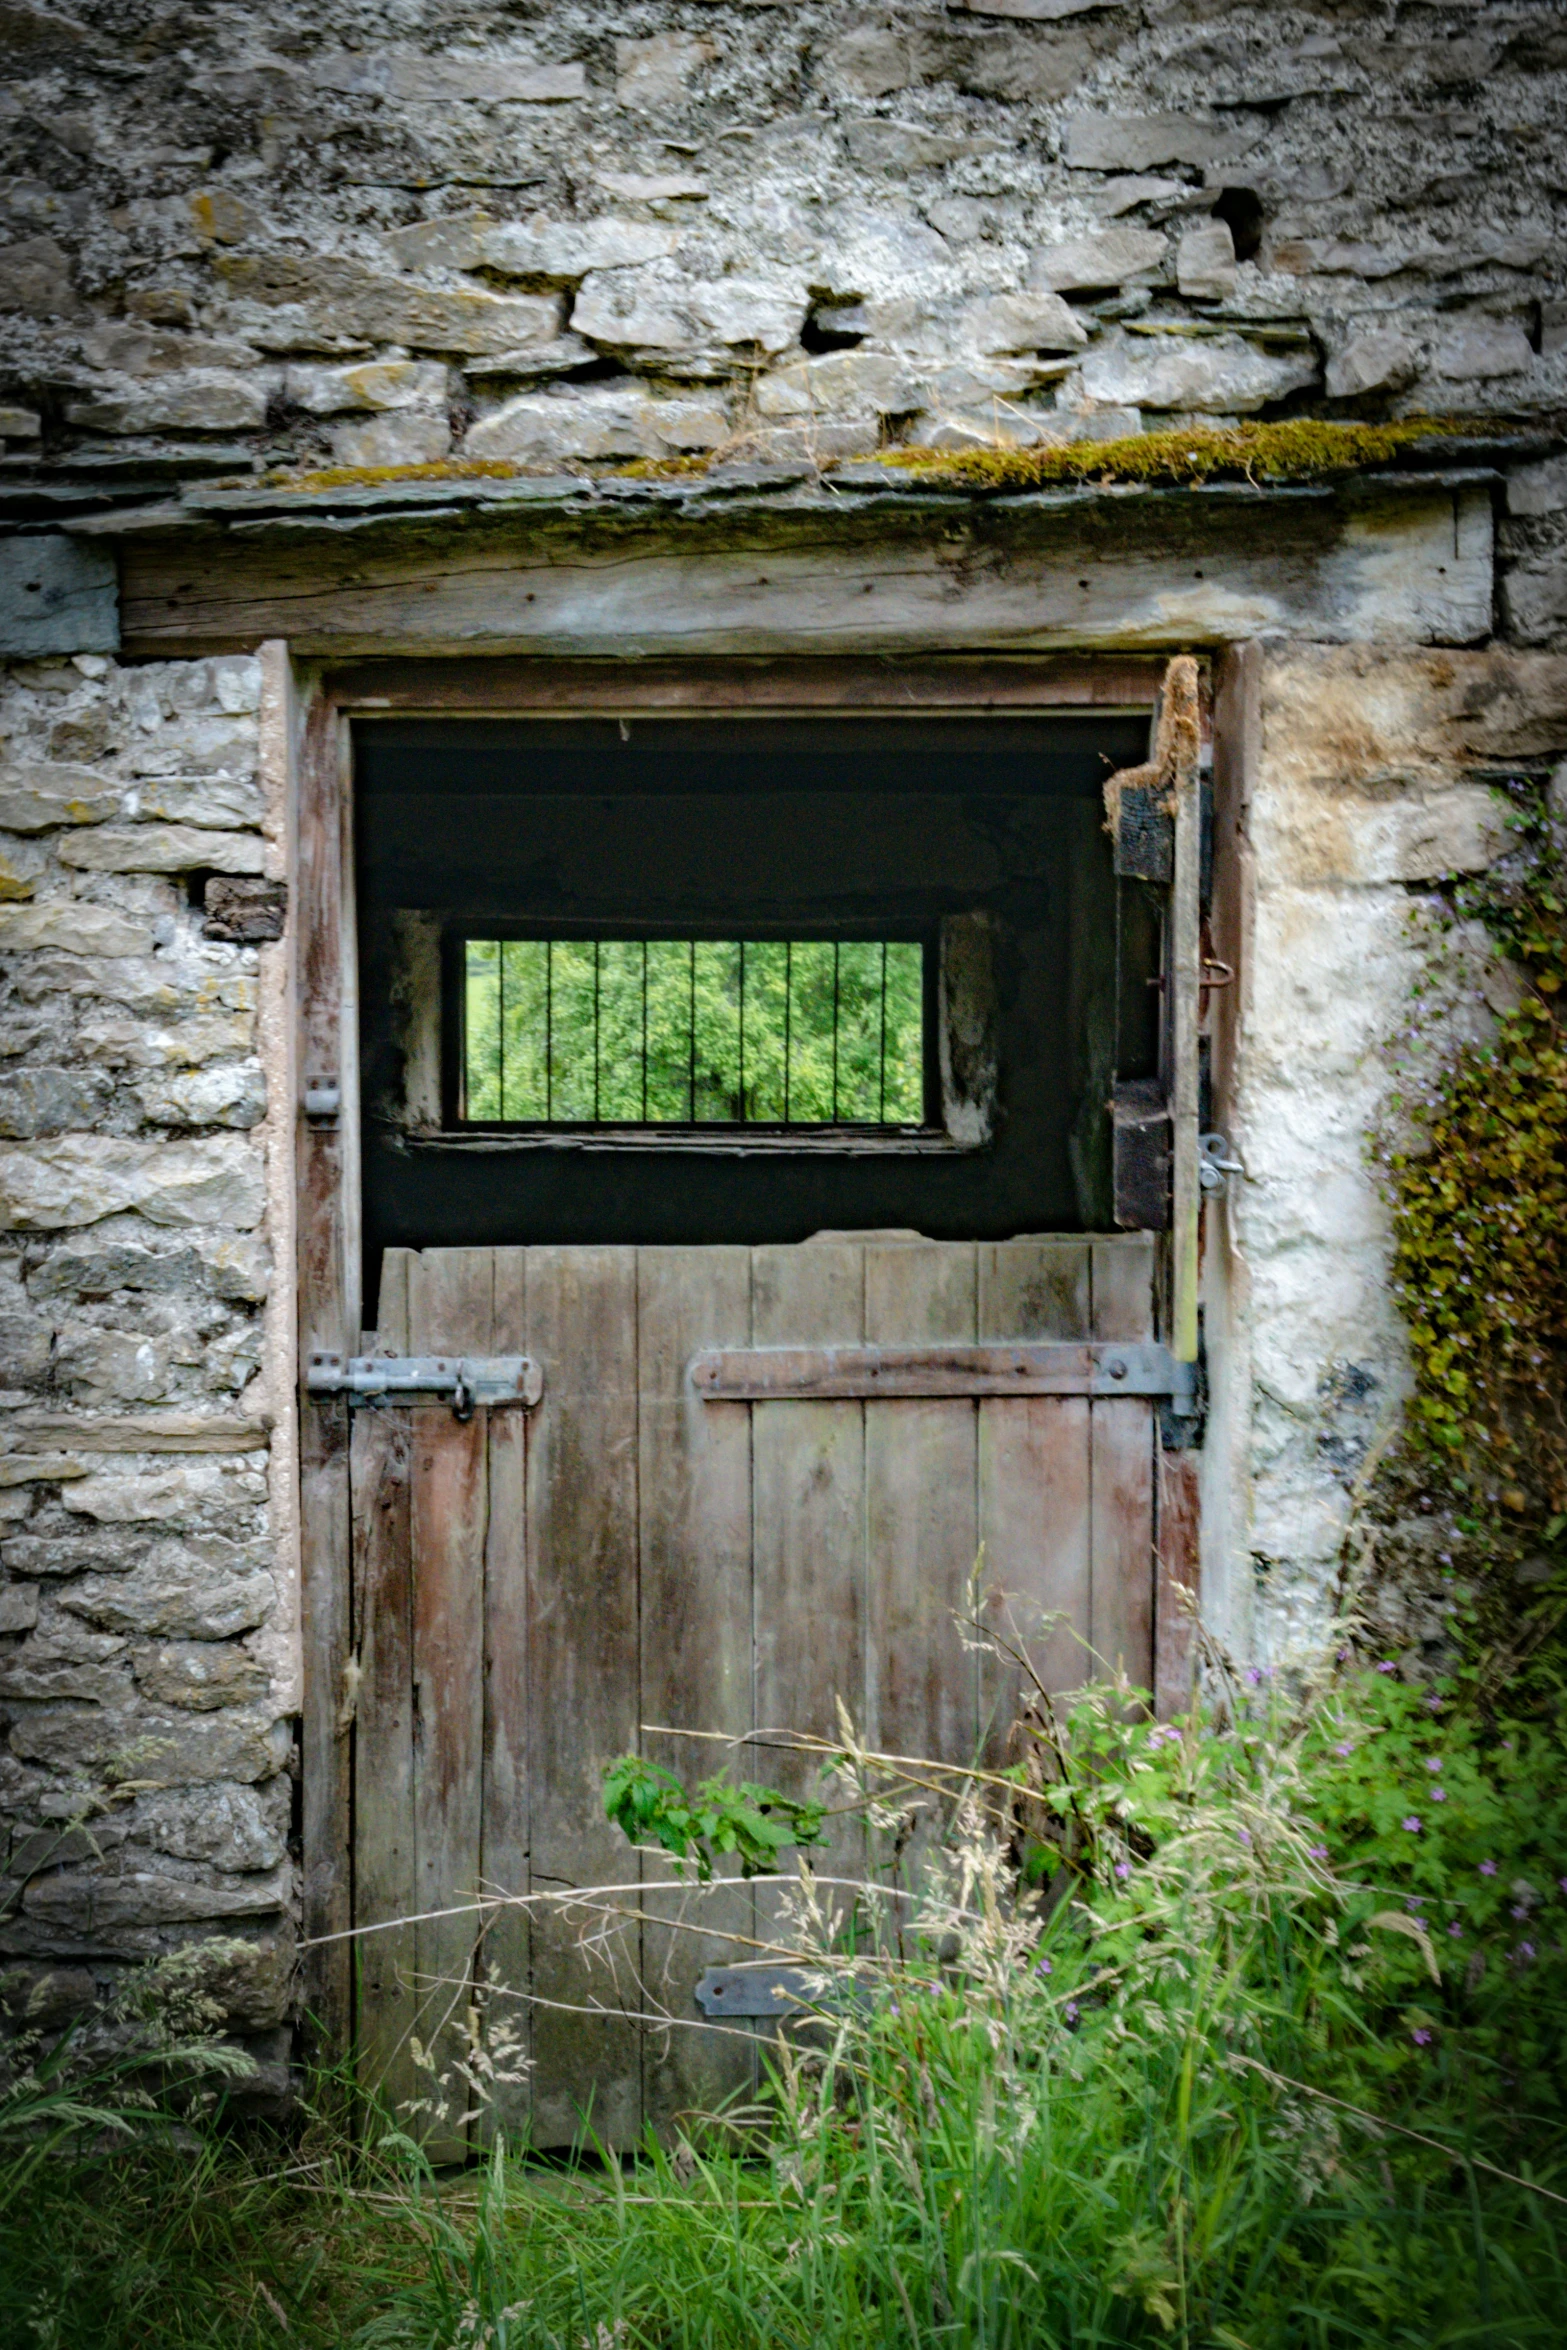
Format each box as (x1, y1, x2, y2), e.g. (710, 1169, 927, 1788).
(461, 937, 928, 1128)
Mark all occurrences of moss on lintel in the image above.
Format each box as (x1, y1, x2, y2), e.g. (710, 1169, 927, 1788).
(263, 458, 523, 491)
(874, 417, 1483, 493)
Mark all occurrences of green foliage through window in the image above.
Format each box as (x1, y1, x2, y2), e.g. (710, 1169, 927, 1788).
(463, 937, 926, 1126)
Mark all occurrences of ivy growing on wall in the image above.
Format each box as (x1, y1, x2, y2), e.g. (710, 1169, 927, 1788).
(1383, 780, 1567, 1528)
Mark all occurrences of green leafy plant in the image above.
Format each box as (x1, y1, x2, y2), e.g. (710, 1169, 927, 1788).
(602, 1754, 827, 1880)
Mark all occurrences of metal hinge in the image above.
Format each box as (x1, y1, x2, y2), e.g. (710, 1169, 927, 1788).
(303, 1353, 543, 1420)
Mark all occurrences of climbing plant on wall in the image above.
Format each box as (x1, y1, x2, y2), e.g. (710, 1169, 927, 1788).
(1384, 779, 1567, 1525)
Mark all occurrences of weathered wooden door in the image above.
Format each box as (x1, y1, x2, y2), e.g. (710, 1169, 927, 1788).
(349, 1230, 1169, 2154)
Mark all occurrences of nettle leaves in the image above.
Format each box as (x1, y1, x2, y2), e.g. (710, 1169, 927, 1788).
(603, 1756, 827, 1882)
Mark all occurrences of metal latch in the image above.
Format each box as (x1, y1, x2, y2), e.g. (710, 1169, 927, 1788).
(303, 1075, 341, 1122)
(1199, 1132, 1246, 1196)
(304, 1353, 543, 1420)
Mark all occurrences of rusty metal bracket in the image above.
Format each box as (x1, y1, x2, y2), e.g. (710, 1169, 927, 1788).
(303, 1353, 543, 1412)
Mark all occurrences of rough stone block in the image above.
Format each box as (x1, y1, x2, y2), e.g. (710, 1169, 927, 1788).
(1079, 331, 1318, 413)
(962, 290, 1087, 353)
(0, 1583, 39, 1633)
(315, 50, 584, 103)
(56, 1539, 275, 1638)
(1326, 329, 1420, 401)
(134, 1063, 267, 1130)
(202, 879, 285, 944)
(571, 269, 806, 362)
(755, 350, 923, 417)
(0, 539, 117, 658)
(133, 1641, 270, 1711)
(283, 359, 449, 416)
(58, 824, 265, 875)
(0, 832, 43, 900)
(65, 373, 269, 435)
(0, 235, 88, 320)
(467, 384, 730, 464)
(1062, 113, 1262, 172)
(947, 28, 1094, 103)
(0, 904, 152, 956)
(7, 1701, 289, 1786)
(0, 1636, 130, 1704)
(1506, 458, 1567, 519)
(0, 1135, 265, 1233)
(60, 1460, 248, 1524)
(0, 1453, 90, 1485)
(22, 1862, 290, 1932)
(615, 32, 717, 109)
(1425, 320, 1533, 382)
(469, 218, 684, 281)
(0, 408, 42, 439)
(132, 1780, 285, 1871)
(1503, 557, 1567, 645)
(1030, 226, 1167, 291)
(53, 1325, 172, 1404)
(76, 1012, 256, 1068)
(0, 1068, 112, 1139)
(1176, 220, 1236, 302)
(949, 0, 1104, 15)
(0, 762, 121, 831)
(844, 123, 1002, 172)
(331, 411, 452, 467)
(215, 255, 564, 358)
(83, 325, 260, 378)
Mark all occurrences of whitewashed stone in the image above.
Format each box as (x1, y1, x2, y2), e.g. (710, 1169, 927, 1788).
(845, 123, 1002, 172)
(57, 824, 264, 875)
(1426, 320, 1533, 381)
(1506, 457, 1567, 519)
(56, 1539, 275, 1637)
(0, 1136, 265, 1233)
(1251, 785, 1507, 889)
(64, 372, 268, 434)
(962, 291, 1087, 353)
(467, 384, 729, 464)
(1326, 329, 1421, 400)
(0, 763, 120, 831)
(331, 411, 452, 466)
(1079, 331, 1318, 413)
(572, 269, 806, 360)
(1176, 220, 1236, 302)
(594, 172, 708, 203)
(1031, 226, 1166, 291)
(615, 33, 717, 110)
(283, 360, 448, 416)
(0, 903, 152, 957)
(475, 218, 683, 281)
(755, 351, 923, 417)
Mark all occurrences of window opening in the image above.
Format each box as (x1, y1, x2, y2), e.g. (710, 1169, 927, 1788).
(461, 936, 928, 1128)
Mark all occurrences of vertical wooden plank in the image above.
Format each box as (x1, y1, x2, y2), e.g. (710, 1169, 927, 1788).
(525, 1246, 643, 2151)
(1090, 1239, 1156, 1695)
(296, 692, 356, 2062)
(480, 1245, 531, 2143)
(864, 1243, 978, 1801)
(1155, 1447, 1201, 1721)
(405, 1248, 493, 2163)
(351, 1404, 417, 2125)
(638, 1246, 755, 2135)
(976, 1243, 1093, 1759)
(751, 1240, 866, 1954)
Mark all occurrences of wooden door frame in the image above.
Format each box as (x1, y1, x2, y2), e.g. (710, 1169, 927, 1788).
(292, 648, 1195, 2048)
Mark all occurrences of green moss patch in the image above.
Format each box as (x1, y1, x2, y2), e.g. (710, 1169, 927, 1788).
(262, 458, 523, 491)
(875, 416, 1472, 493)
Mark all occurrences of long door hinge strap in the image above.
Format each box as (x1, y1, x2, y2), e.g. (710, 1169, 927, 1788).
(691, 1342, 1195, 1404)
(303, 1353, 543, 1411)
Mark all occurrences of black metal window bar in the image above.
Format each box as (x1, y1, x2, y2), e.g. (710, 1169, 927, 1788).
(463, 938, 926, 1126)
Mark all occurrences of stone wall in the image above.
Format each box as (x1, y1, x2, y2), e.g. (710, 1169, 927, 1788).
(0, 1, 1564, 630)
(0, 646, 295, 2089)
(1208, 644, 1567, 1670)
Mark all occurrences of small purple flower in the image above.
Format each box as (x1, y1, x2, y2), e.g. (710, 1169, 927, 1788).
(1334, 1741, 1353, 1758)
(1480, 1860, 1498, 1877)
(1517, 1942, 1536, 1963)
(1425, 1694, 1445, 1712)
(1425, 1757, 1444, 1774)
(1245, 1666, 1262, 1687)
(1406, 1896, 1424, 1911)
(1411, 2028, 1433, 2046)
(1431, 1788, 1447, 1803)
(1237, 1827, 1252, 1845)
(1447, 1922, 1464, 1938)
(1402, 1816, 1423, 1833)
(1308, 1844, 1329, 1862)
(1064, 2000, 1079, 2024)
(1035, 1955, 1052, 1976)
(1114, 1860, 1131, 1879)
(1377, 1661, 1397, 1675)
(1558, 1877, 1567, 1897)
(1512, 1904, 1529, 1921)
